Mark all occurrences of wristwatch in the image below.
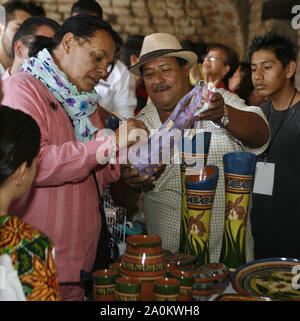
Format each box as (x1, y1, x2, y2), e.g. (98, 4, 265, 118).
(220, 105, 229, 127)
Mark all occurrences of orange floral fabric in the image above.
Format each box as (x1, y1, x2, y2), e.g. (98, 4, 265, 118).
(0, 215, 61, 301)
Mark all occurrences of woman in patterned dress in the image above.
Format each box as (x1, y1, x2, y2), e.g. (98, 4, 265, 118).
(0, 105, 60, 301)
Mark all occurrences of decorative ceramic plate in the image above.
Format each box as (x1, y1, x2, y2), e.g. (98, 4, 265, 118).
(214, 294, 272, 301)
(232, 258, 300, 300)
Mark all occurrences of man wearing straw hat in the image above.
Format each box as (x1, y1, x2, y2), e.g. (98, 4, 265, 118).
(111, 33, 270, 263)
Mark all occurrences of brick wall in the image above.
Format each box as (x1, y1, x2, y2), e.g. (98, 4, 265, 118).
(0, 0, 247, 58)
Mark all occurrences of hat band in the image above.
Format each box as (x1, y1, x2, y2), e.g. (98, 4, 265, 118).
(138, 49, 186, 65)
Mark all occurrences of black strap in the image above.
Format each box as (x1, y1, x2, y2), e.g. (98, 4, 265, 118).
(91, 169, 108, 234)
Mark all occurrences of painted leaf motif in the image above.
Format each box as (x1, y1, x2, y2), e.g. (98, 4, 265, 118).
(235, 195, 244, 206)
(26, 237, 48, 262)
(17, 248, 33, 275)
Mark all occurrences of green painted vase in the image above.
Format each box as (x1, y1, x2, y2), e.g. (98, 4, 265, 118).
(184, 165, 219, 266)
(220, 151, 256, 270)
(179, 131, 211, 253)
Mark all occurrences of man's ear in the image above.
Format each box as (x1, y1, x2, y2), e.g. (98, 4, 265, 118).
(183, 62, 191, 78)
(13, 40, 26, 59)
(130, 54, 139, 66)
(61, 32, 76, 54)
(285, 60, 296, 80)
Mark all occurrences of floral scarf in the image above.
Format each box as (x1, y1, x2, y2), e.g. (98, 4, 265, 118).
(21, 48, 99, 142)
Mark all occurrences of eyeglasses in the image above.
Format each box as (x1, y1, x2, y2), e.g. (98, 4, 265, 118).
(203, 55, 224, 63)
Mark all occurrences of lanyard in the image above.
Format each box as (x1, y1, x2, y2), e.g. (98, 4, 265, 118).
(263, 88, 297, 161)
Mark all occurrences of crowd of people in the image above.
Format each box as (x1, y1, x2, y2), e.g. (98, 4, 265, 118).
(0, 0, 299, 301)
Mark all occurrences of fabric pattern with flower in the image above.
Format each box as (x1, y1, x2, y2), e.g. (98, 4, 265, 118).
(0, 215, 61, 301)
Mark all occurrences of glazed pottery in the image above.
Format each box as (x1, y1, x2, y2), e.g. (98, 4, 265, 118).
(220, 151, 256, 270)
(232, 257, 300, 300)
(93, 269, 118, 301)
(115, 276, 141, 301)
(153, 277, 180, 301)
(194, 268, 216, 290)
(191, 288, 214, 301)
(169, 269, 194, 301)
(214, 294, 272, 301)
(109, 262, 122, 277)
(120, 234, 165, 301)
(164, 252, 197, 273)
(184, 165, 219, 265)
(197, 262, 229, 284)
(179, 131, 212, 253)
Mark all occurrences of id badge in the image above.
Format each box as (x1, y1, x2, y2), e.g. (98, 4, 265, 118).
(253, 161, 275, 196)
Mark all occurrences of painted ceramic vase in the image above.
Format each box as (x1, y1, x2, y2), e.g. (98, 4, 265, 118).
(93, 269, 118, 301)
(153, 277, 180, 301)
(115, 276, 141, 301)
(220, 151, 256, 270)
(120, 234, 165, 301)
(179, 131, 212, 254)
(184, 165, 219, 266)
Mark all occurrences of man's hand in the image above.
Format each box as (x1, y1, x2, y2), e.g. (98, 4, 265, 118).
(121, 163, 164, 190)
(197, 92, 225, 123)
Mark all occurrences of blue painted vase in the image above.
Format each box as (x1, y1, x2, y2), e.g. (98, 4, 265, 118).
(179, 131, 212, 254)
(220, 151, 256, 270)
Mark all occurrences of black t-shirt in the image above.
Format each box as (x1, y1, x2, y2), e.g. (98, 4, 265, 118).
(251, 100, 300, 259)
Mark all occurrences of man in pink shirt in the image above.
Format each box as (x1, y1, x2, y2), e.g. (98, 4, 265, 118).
(1, 15, 147, 300)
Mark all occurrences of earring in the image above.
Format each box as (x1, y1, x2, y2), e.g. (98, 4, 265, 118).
(15, 181, 21, 187)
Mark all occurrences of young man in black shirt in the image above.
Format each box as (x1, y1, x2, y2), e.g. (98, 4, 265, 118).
(249, 32, 300, 259)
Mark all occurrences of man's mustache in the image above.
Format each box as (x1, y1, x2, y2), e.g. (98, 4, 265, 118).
(153, 84, 172, 93)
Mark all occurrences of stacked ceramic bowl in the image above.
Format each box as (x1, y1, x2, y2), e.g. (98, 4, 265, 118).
(192, 262, 229, 301)
(164, 252, 197, 275)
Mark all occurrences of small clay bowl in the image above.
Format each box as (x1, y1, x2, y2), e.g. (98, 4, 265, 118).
(193, 269, 216, 290)
(154, 277, 180, 301)
(198, 262, 229, 284)
(109, 262, 122, 276)
(191, 288, 214, 301)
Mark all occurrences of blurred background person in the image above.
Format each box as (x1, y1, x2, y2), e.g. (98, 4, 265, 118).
(0, 0, 32, 76)
(202, 43, 239, 93)
(2, 15, 59, 80)
(122, 34, 147, 115)
(180, 39, 207, 85)
(25, 1, 45, 17)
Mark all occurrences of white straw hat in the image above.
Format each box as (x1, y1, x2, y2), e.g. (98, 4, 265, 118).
(128, 33, 198, 76)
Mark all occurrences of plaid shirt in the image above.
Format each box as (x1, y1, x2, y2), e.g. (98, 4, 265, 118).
(136, 88, 269, 263)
